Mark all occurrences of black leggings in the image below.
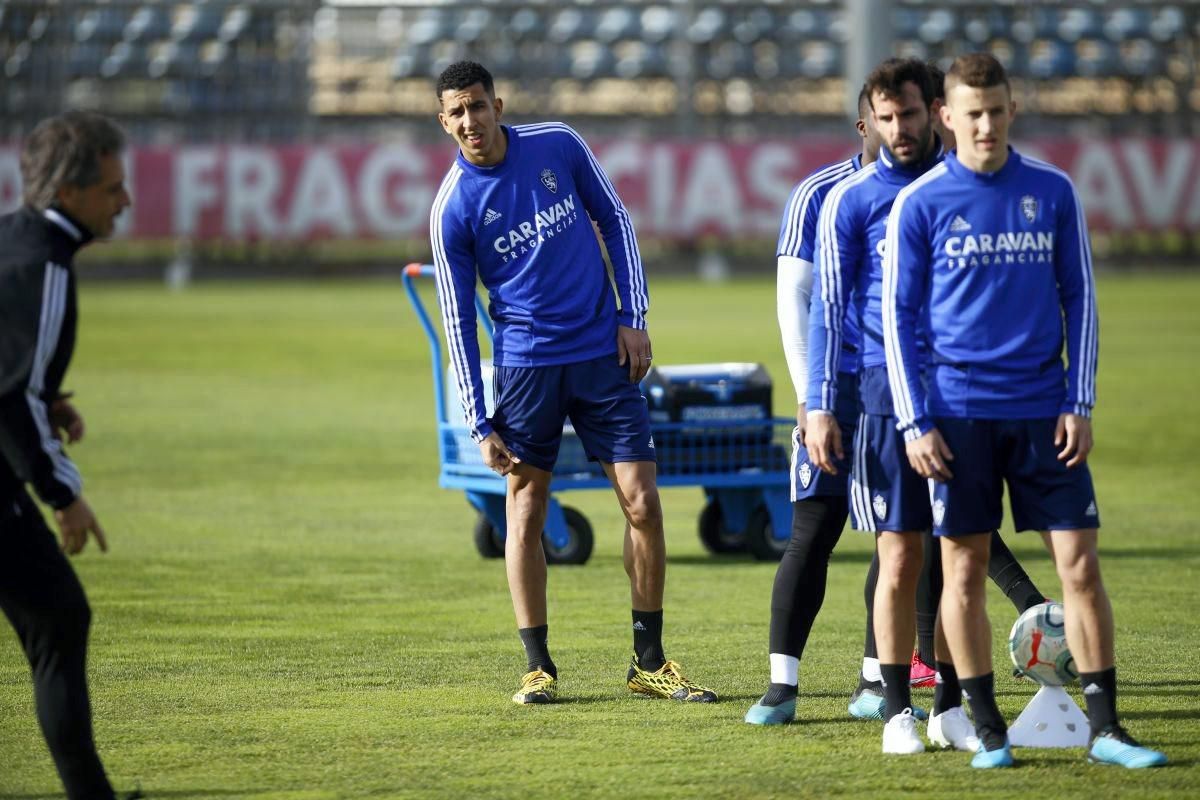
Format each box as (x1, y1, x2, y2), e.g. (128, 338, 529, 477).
(768, 496, 850, 657)
(0, 492, 113, 800)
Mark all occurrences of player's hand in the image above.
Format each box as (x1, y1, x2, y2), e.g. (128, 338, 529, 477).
(804, 410, 843, 474)
(480, 432, 521, 476)
(50, 395, 85, 443)
(1055, 413, 1093, 468)
(905, 428, 954, 481)
(617, 325, 653, 383)
(54, 495, 107, 556)
(796, 403, 807, 441)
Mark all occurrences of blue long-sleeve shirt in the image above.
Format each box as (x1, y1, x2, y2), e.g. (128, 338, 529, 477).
(776, 155, 863, 381)
(807, 143, 943, 412)
(430, 123, 647, 441)
(883, 148, 1098, 439)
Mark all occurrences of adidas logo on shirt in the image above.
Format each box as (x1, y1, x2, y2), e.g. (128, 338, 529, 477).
(950, 215, 972, 232)
(483, 208, 503, 226)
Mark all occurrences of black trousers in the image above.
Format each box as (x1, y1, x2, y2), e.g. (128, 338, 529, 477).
(0, 491, 113, 800)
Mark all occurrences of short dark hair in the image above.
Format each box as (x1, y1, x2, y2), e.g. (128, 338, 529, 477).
(864, 57, 935, 110)
(927, 62, 946, 101)
(436, 61, 495, 100)
(857, 83, 871, 117)
(21, 111, 125, 211)
(945, 52, 1010, 95)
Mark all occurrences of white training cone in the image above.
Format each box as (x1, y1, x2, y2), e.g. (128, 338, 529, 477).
(1008, 685, 1090, 748)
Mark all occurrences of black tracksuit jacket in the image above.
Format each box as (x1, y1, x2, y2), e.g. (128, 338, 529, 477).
(0, 205, 91, 509)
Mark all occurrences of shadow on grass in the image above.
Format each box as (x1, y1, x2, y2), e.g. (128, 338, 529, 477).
(1123, 679, 1200, 688)
(1096, 546, 1200, 560)
(1120, 708, 1200, 722)
(1, 793, 245, 800)
(666, 551, 872, 566)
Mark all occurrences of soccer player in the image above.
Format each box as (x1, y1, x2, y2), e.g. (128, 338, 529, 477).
(803, 58, 966, 755)
(883, 52, 1167, 769)
(745, 85, 884, 725)
(0, 112, 133, 800)
(429, 61, 715, 705)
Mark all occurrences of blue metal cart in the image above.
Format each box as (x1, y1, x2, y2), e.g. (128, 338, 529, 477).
(403, 263, 797, 563)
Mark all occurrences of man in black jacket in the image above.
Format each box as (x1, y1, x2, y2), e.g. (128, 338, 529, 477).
(1, 111, 131, 800)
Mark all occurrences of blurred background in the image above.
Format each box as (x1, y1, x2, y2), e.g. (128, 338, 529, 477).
(1, 0, 1198, 277)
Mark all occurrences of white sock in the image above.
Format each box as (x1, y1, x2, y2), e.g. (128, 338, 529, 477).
(770, 653, 799, 686)
(862, 657, 882, 683)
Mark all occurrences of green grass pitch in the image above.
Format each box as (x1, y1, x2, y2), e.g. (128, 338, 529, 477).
(1, 273, 1197, 799)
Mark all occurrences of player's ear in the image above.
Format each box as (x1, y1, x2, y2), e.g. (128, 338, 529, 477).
(939, 103, 952, 129)
(855, 119, 867, 138)
(493, 96, 503, 119)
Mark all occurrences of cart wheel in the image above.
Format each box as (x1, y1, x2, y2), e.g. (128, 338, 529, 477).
(697, 500, 746, 554)
(472, 513, 505, 559)
(745, 506, 787, 561)
(543, 506, 594, 565)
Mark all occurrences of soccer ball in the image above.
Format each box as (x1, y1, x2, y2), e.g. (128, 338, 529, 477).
(1008, 601, 1079, 686)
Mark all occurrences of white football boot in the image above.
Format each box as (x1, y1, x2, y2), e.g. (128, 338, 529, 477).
(882, 708, 926, 754)
(928, 706, 981, 752)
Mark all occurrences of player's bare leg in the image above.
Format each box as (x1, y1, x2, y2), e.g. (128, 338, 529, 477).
(1043, 528, 1165, 766)
(605, 460, 665, 610)
(1041, 529, 1112, 671)
(506, 465, 552, 627)
(604, 460, 715, 701)
(506, 465, 557, 703)
(939, 532, 1011, 763)
(874, 531, 922, 711)
(875, 530, 926, 753)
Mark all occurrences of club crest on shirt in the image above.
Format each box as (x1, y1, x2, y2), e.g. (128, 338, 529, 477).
(540, 168, 558, 193)
(872, 494, 887, 520)
(799, 462, 812, 489)
(1020, 195, 1038, 223)
(933, 498, 946, 527)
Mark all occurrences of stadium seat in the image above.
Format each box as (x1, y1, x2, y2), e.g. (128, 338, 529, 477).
(640, 6, 678, 45)
(124, 7, 171, 43)
(596, 8, 637, 44)
(1028, 39, 1076, 79)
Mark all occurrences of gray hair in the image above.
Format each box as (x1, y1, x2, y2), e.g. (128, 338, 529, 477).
(20, 111, 126, 210)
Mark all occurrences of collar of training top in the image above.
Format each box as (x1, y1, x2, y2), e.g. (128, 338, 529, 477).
(40, 206, 94, 250)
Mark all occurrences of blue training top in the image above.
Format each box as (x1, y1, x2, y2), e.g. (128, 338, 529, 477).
(883, 147, 1098, 439)
(430, 122, 648, 442)
(776, 155, 864, 377)
(807, 140, 943, 413)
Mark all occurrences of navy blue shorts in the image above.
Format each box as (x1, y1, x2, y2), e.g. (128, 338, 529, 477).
(931, 417, 1100, 537)
(792, 372, 858, 500)
(490, 353, 655, 473)
(848, 367, 932, 533)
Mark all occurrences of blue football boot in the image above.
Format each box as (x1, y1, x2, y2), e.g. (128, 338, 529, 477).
(1088, 726, 1168, 769)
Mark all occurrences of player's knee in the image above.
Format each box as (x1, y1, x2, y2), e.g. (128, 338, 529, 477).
(1055, 547, 1102, 592)
(624, 491, 663, 532)
(880, 545, 922, 588)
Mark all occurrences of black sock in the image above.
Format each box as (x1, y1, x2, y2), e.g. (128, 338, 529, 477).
(857, 676, 882, 693)
(915, 531, 941, 667)
(1079, 667, 1119, 738)
(761, 682, 798, 707)
(517, 625, 556, 679)
(934, 661, 962, 716)
(961, 673, 1007, 750)
(632, 609, 665, 671)
(768, 497, 850, 657)
(988, 532, 1045, 613)
(880, 663, 912, 719)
